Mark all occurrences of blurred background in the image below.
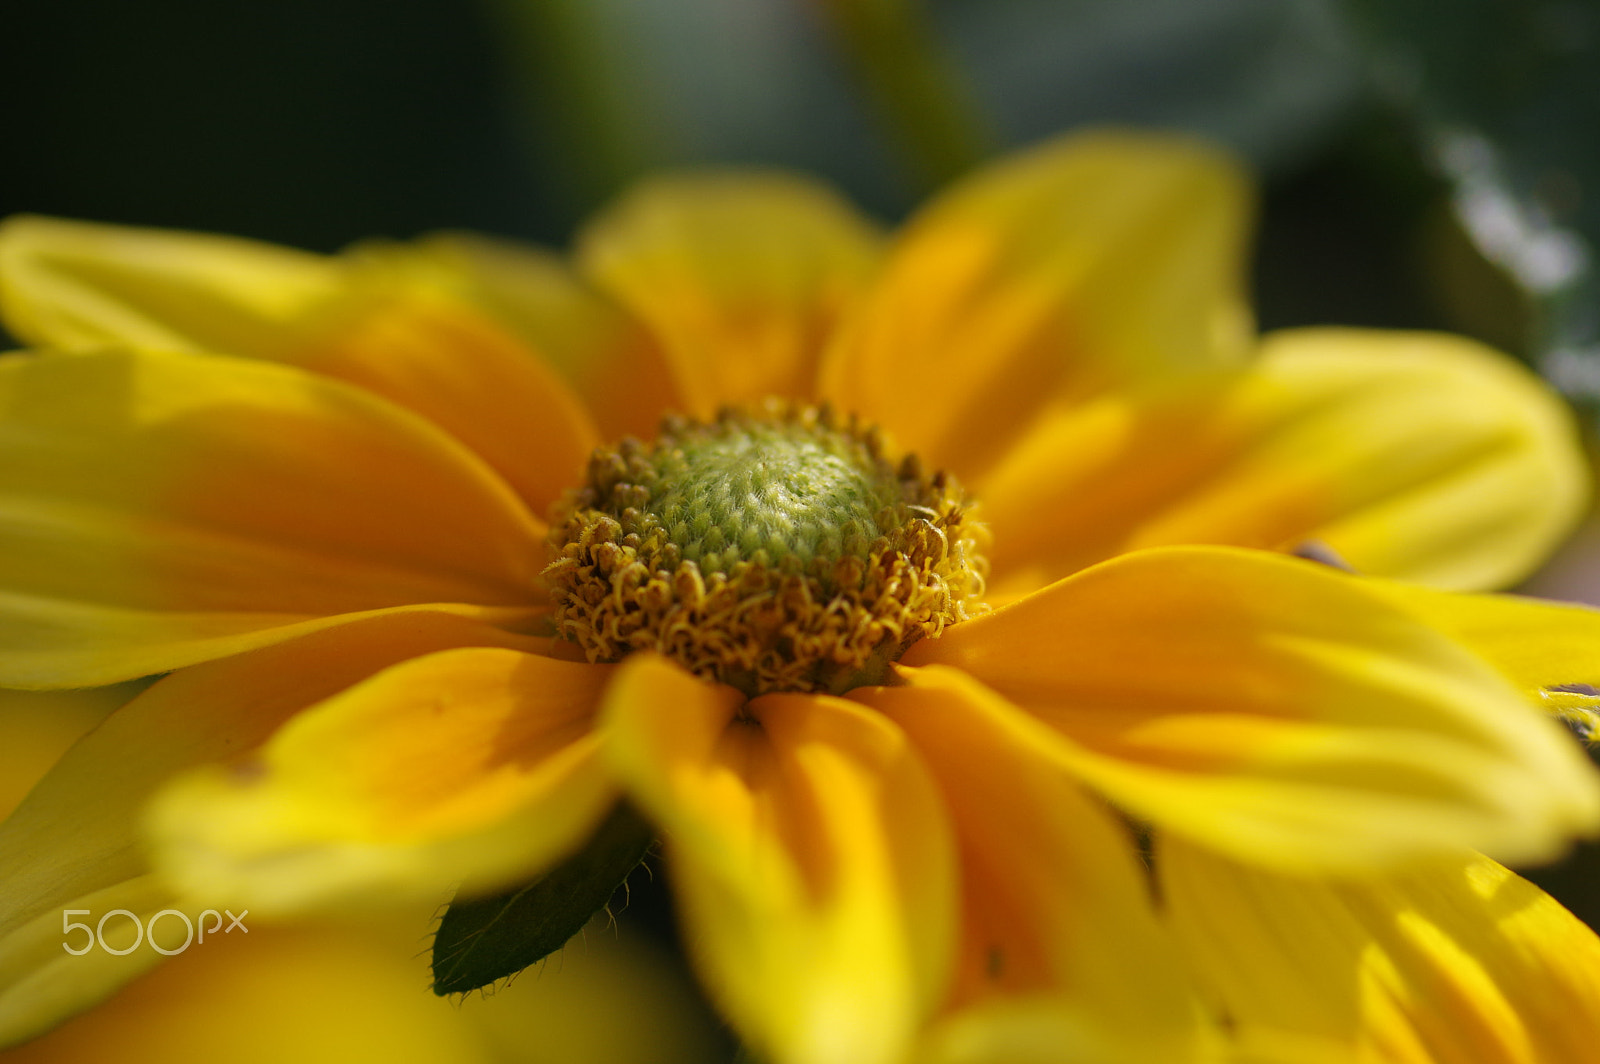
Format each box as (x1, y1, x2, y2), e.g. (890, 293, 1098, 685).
(2, 0, 1599, 1055)
(4, 0, 1596, 371)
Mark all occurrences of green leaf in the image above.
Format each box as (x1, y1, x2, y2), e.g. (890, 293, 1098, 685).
(430, 803, 655, 995)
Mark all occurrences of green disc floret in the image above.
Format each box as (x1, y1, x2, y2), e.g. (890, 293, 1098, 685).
(646, 418, 900, 573)
(545, 400, 988, 696)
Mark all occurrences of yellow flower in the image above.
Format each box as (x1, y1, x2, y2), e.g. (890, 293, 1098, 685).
(2, 130, 1600, 1062)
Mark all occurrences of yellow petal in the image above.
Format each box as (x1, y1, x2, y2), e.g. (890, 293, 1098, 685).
(0, 217, 606, 517)
(0, 876, 175, 1049)
(918, 997, 1343, 1064)
(904, 546, 1600, 871)
(392, 230, 685, 440)
(603, 654, 955, 1064)
(1162, 839, 1600, 1064)
(0, 684, 140, 818)
(0, 612, 552, 1044)
(981, 328, 1588, 598)
(450, 919, 728, 1064)
(1134, 329, 1585, 590)
(9, 915, 724, 1064)
(2, 614, 558, 913)
(147, 648, 616, 912)
(917, 998, 1199, 1064)
(577, 172, 884, 418)
(0, 215, 343, 358)
(6, 920, 486, 1064)
(821, 129, 1252, 479)
(0, 348, 546, 687)
(853, 676, 1211, 1062)
(1365, 581, 1600, 723)
(288, 289, 600, 517)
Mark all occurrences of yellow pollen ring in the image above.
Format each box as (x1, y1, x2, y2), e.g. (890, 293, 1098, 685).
(544, 401, 989, 696)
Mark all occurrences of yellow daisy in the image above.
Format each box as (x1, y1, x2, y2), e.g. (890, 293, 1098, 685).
(2, 130, 1600, 1062)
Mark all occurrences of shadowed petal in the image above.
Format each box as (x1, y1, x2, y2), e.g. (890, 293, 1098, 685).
(384, 231, 683, 440)
(286, 290, 600, 517)
(0, 684, 138, 819)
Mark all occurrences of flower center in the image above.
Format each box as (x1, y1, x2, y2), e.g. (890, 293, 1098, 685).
(545, 401, 988, 696)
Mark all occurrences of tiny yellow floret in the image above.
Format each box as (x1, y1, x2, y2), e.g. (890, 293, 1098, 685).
(545, 400, 988, 695)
